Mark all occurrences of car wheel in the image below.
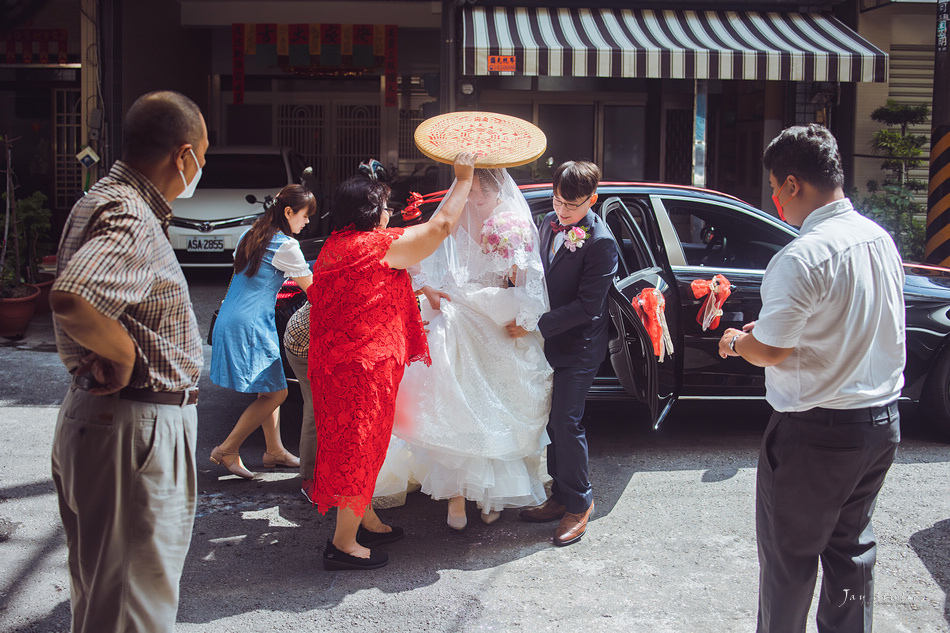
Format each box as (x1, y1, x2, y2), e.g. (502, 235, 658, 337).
(921, 346, 950, 439)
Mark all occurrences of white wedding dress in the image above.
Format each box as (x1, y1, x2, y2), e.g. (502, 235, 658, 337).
(377, 171, 553, 513)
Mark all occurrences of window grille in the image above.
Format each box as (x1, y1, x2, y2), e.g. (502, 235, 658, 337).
(54, 89, 83, 210)
(793, 82, 837, 127)
(399, 109, 425, 161)
(332, 104, 380, 186)
(277, 103, 326, 184)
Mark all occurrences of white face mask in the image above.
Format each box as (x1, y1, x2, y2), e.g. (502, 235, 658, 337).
(178, 148, 202, 199)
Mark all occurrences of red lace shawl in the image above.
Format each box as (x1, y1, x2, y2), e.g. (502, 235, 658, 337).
(307, 227, 430, 377)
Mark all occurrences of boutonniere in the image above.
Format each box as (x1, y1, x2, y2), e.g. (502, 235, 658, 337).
(563, 225, 590, 252)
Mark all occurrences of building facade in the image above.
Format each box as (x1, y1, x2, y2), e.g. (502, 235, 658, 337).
(0, 0, 940, 229)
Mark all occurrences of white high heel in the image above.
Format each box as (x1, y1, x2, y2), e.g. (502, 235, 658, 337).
(481, 509, 501, 525)
(447, 496, 467, 531)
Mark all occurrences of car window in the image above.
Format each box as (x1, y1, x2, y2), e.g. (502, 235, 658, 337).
(607, 194, 660, 248)
(200, 153, 290, 190)
(662, 198, 794, 270)
(601, 198, 655, 276)
(528, 196, 552, 226)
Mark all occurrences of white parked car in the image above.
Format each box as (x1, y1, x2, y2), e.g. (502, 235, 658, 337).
(169, 146, 308, 267)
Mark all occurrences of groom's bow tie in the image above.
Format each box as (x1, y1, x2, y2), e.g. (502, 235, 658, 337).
(550, 221, 575, 234)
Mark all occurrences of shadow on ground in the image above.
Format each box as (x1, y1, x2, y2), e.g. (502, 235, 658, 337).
(909, 518, 950, 625)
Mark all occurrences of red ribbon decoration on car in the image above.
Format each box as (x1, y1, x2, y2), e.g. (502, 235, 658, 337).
(402, 191, 424, 220)
(632, 288, 674, 362)
(690, 274, 732, 331)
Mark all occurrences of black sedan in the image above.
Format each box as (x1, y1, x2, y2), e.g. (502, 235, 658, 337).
(277, 182, 950, 436)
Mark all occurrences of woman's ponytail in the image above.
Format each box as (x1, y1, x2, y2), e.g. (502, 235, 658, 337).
(233, 184, 316, 277)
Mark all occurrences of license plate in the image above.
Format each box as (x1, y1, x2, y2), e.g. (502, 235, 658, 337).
(187, 237, 225, 252)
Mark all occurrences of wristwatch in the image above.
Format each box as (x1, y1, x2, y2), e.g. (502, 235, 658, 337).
(729, 334, 740, 354)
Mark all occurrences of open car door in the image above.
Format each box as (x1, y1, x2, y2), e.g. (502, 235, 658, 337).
(599, 197, 680, 429)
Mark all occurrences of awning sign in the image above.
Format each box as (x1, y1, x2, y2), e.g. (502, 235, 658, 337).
(488, 55, 516, 72)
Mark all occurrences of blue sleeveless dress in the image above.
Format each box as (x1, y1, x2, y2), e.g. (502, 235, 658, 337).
(210, 232, 300, 393)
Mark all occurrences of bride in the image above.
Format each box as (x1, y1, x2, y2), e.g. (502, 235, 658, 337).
(387, 167, 553, 529)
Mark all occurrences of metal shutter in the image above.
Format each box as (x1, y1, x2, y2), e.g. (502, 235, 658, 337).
(888, 44, 934, 203)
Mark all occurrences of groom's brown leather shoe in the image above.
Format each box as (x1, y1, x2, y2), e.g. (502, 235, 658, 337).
(553, 502, 593, 546)
(519, 498, 567, 523)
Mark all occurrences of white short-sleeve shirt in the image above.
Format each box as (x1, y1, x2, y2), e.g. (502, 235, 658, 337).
(272, 238, 311, 278)
(753, 198, 905, 412)
(233, 229, 311, 279)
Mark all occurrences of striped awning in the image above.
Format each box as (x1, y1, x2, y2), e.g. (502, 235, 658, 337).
(462, 7, 888, 83)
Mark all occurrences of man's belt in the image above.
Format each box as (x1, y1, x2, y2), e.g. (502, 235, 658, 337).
(791, 400, 898, 424)
(73, 374, 198, 406)
(119, 386, 198, 406)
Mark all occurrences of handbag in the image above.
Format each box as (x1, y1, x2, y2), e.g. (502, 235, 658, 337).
(207, 273, 234, 345)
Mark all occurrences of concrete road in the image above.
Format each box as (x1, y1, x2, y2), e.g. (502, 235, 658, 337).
(1, 270, 949, 632)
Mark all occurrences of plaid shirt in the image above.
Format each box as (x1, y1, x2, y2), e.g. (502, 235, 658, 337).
(53, 161, 203, 391)
(283, 301, 310, 357)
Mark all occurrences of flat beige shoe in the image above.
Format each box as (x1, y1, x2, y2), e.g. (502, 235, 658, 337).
(210, 446, 256, 480)
(263, 449, 300, 468)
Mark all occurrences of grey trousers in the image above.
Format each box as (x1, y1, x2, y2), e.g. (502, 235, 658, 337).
(286, 349, 317, 480)
(755, 402, 900, 633)
(51, 385, 198, 633)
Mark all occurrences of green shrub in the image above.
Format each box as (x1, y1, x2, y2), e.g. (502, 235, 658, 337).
(852, 182, 925, 262)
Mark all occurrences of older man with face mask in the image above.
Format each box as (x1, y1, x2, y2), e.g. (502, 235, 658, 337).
(50, 90, 208, 633)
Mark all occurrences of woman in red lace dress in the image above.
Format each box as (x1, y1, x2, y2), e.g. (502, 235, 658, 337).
(308, 153, 475, 570)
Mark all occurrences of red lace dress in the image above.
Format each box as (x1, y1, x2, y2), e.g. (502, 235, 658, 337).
(307, 227, 430, 516)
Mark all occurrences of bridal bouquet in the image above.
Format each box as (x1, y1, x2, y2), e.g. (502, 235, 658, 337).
(480, 211, 535, 259)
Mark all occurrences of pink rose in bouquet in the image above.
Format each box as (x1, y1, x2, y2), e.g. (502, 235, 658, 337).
(480, 211, 535, 259)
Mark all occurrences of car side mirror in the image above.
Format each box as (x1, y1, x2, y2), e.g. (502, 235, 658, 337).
(245, 194, 272, 208)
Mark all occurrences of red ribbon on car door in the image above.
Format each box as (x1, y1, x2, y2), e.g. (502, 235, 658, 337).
(691, 274, 732, 331)
(632, 288, 674, 362)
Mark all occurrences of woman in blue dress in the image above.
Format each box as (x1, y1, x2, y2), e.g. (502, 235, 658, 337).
(210, 184, 315, 480)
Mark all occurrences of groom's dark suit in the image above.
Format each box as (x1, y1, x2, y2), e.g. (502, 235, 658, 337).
(537, 210, 618, 514)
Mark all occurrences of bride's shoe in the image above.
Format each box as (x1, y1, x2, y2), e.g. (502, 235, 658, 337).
(480, 509, 501, 525)
(210, 446, 256, 480)
(447, 496, 467, 531)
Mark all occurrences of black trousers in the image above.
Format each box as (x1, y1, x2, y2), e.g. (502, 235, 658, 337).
(547, 365, 598, 514)
(755, 402, 900, 633)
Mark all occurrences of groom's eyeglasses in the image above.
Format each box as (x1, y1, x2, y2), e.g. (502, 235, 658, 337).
(551, 194, 592, 211)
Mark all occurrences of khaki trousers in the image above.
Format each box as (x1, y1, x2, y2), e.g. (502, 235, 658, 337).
(287, 349, 317, 480)
(51, 385, 198, 633)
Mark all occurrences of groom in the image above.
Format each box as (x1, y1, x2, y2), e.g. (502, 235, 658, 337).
(508, 160, 618, 546)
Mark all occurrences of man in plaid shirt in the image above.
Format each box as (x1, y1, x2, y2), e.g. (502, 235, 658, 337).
(50, 91, 207, 633)
(283, 301, 318, 501)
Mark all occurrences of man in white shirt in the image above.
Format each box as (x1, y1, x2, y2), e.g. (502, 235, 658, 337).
(718, 124, 904, 633)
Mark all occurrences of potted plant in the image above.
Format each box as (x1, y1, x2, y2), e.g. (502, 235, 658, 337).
(14, 190, 54, 312)
(0, 135, 41, 339)
(852, 100, 930, 262)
